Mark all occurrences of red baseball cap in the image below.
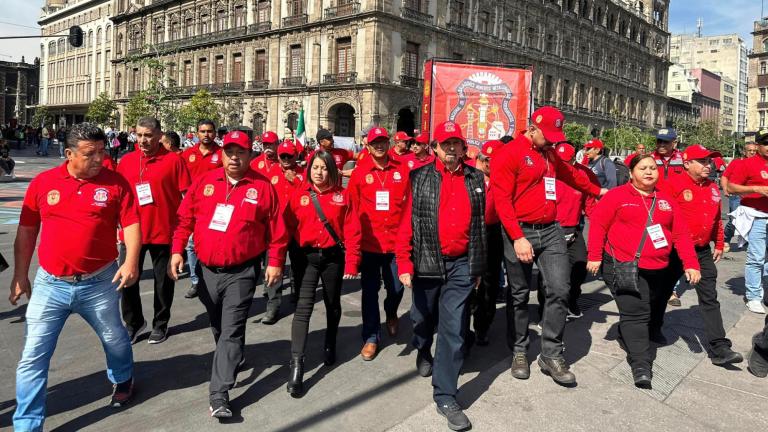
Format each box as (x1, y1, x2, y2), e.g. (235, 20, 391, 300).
(481, 140, 502, 158)
(394, 131, 413, 141)
(367, 126, 389, 143)
(261, 131, 279, 144)
(278, 140, 297, 156)
(186, 133, 194, 139)
(683, 144, 721, 161)
(433, 121, 465, 144)
(414, 132, 430, 145)
(531, 106, 566, 143)
(556, 143, 576, 161)
(583, 138, 604, 150)
(222, 130, 250, 150)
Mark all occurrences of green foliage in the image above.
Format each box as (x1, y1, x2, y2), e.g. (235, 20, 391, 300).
(124, 91, 153, 129)
(178, 89, 221, 131)
(562, 122, 591, 147)
(86, 92, 118, 126)
(125, 56, 182, 130)
(601, 123, 655, 156)
(673, 119, 735, 157)
(31, 105, 53, 127)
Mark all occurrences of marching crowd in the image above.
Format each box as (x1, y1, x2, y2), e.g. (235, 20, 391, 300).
(8, 106, 768, 432)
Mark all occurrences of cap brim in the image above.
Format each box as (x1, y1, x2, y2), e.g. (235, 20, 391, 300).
(541, 129, 566, 144)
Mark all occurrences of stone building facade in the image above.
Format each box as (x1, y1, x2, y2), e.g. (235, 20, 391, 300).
(0, 59, 40, 126)
(748, 18, 768, 133)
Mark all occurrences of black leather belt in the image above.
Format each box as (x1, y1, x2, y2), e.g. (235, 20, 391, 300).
(301, 246, 343, 256)
(206, 258, 258, 274)
(519, 221, 556, 230)
(443, 254, 467, 261)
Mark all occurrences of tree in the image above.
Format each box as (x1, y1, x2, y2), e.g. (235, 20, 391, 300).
(124, 91, 153, 129)
(178, 89, 221, 131)
(563, 122, 591, 147)
(673, 119, 733, 156)
(86, 92, 118, 126)
(31, 105, 53, 127)
(601, 123, 655, 156)
(219, 98, 245, 129)
(124, 54, 182, 130)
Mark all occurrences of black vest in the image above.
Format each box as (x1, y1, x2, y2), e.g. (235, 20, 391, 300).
(409, 162, 487, 279)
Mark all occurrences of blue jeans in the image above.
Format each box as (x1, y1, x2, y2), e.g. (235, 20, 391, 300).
(724, 195, 741, 242)
(186, 235, 200, 285)
(745, 218, 767, 302)
(14, 263, 133, 432)
(360, 252, 403, 343)
(410, 256, 474, 404)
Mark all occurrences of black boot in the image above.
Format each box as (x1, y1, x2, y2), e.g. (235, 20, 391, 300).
(324, 321, 339, 366)
(287, 355, 305, 397)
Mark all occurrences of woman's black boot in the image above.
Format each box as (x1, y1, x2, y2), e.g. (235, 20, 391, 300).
(287, 355, 305, 397)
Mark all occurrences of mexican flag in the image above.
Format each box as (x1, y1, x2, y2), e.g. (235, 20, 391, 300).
(295, 108, 306, 148)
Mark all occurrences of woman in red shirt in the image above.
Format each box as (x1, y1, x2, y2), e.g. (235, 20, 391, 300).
(283, 150, 361, 397)
(587, 154, 701, 389)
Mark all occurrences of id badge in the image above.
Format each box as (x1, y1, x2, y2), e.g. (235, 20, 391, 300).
(544, 177, 556, 201)
(209, 203, 235, 232)
(136, 182, 153, 206)
(376, 190, 390, 211)
(647, 224, 669, 249)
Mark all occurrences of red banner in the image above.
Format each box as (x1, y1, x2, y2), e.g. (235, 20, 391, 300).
(424, 61, 532, 148)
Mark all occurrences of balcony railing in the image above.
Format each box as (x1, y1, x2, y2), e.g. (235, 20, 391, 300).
(325, 2, 360, 19)
(127, 90, 140, 97)
(401, 6, 433, 25)
(447, 22, 476, 37)
(248, 22, 271, 34)
(323, 72, 357, 84)
(177, 82, 245, 94)
(155, 27, 247, 53)
(248, 79, 270, 90)
(283, 14, 308, 27)
(282, 76, 306, 87)
(400, 75, 422, 88)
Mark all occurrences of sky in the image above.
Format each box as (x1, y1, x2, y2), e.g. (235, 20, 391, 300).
(0, 0, 765, 65)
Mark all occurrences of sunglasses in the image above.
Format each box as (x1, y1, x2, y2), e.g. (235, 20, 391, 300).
(279, 154, 295, 160)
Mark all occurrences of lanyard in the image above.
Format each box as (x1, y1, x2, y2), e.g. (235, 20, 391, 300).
(224, 177, 240, 202)
(373, 169, 389, 189)
(139, 154, 148, 182)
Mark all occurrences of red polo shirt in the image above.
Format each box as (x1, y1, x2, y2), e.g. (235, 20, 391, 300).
(491, 134, 601, 240)
(402, 152, 436, 171)
(102, 154, 117, 171)
(347, 157, 410, 254)
(270, 165, 306, 207)
(396, 160, 473, 275)
(652, 149, 686, 186)
(284, 184, 362, 274)
(721, 158, 742, 180)
(181, 143, 223, 179)
(555, 163, 599, 227)
(661, 173, 724, 250)
(725, 154, 768, 213)
(250, 154, 283, 178)
(306, 147, 353, 170)
(485, 179, 500, 225)
(20, 162, 140, 276)
(587, 184, 699, 270)
(171, 168, 288, 268)
(117, 146, 191, 245)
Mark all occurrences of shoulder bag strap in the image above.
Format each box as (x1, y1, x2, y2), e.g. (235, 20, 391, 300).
(634, 196, 657, 260)
(309, 190, 345, 249)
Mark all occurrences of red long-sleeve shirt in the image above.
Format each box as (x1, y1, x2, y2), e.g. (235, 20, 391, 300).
(181, 143, 223, 179)
(726, 154, 768, 213)
(491, 134, 601, 240)
(555, 163, 599, 227)
(660, 173, 724, 250)
(283, 184, 362, 274)
(587, 184, 699, 270)
(250, 154, 282, 178)
(396, 159, 472, 276)
(271, 165, 306, 207)
(485, 179, 499, 225)
(171, 168, 288, 267)
(347, 157, 410, 254)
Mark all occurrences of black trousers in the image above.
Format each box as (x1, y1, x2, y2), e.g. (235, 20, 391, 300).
(536, 226, 588, 315)
(120, 244, 175, 331)
(199, 259, 259, 401)
(602, 259, 673, 370)
(259, 253, 284, 305)
(290, 247, 344, 356)
(288, 240, 306, 298)
(757, 316, 768, 351)
(667, 246, 731, 351)
(471, 223, 504, 336)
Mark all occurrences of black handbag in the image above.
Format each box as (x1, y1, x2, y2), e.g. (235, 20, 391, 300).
(309, 190, 345, 250)
(606, 196, 656, 296)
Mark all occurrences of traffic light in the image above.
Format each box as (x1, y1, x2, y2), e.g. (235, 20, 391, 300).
(68, 26, 83, 48)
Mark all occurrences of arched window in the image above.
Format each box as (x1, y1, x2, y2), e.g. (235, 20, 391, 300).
(106, 25, 112, 44)
(117, 33, 124, 54)
(763, 38, 768, 53)
(216, 9, 227, 31)
(97, 27, 102, 45)
(200, 13, 210, 34)
(49, 41, 56, 56)
(253, 113, 264, 135)
(88, 30, 93, 47)
(286, 112, 298, 131)
(115, 72, 122, 96)
(57, 38, 65, 53)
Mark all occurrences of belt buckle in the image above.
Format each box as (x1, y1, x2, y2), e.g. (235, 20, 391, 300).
(73, 274, 83, 282)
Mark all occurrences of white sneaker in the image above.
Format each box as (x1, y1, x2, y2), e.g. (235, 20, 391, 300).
(746, 300, 766, 314)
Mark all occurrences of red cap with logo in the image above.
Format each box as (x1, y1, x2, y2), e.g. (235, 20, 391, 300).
(278, 140, 297, 156)
(556, 143, 576, 161)
(261, 131, 279, 145)
(223, 130, 250, 150)
(186, 133, 194, 139)
(683, 144, 721, 161)
(481, 140, 502, 158)
(367, 126, 389, 143)
(414, 132, 430, 145)
(433, 121, 465, 144)
(531, 106, 566, 143)
(394, 131, 413, 141)
(583, 138, 604, 150)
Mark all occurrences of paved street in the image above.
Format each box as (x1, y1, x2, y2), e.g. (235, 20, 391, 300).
(0, 150, 766, 431)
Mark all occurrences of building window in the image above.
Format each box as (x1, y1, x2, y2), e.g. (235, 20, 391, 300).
(257, 1, 271, 22)
(336, 37, 352, 74)
(579, 83, 586, 108)
(214, 55, 225, 83)
(183, 60, 192, 86)
(216, 9, 227, 31)
(675, 84, 681, 91)
(232, 53, 243, 82)
(289, 45, 303, 78)
(761, 88, 766, 103)
(153, 23, 164, 44)
(450, 1, 465, 26)
(544, 75, 553, 101)
(198, 58, 208, 85)
(762, 62, 767, 75)
(200, 14, 209, 34)
(88, 30, 93, 48)
(288, 0, 304, 16)
(563, 80, 571, 105)
(115, 72, 121, 95)
(526, 27, 537, 49)
(130, 68, 140, 91)
(545, 34, 555, 54)
(167, 62, 177, 86)
(254, 49, 267, 81)
(184, 16, 194, 37)
(253, 113, 264, 135)
(761, 111, 766, 128)
(49, 41, 56, 56)
(97, 27, 102, 46)
(478, 11, 489, 34)
(171, 20, 180, 40)
(234, 5, 246, 27)
(504, 20, 516, 42)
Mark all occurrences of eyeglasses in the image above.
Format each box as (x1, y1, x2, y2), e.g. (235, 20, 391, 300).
(691, 158, 712, 166)
(279, 154, 295, 160)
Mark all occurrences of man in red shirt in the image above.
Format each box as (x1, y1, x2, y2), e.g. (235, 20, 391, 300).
(117, 117, 192, 344)
(402, 132, 435, 170)
(11, 123, 141, 430)
(491, 106, 605, 385)
(662, 144, 744, 365)
(396, 121, 485, 432)
(181, 119, 224, 299)
(624, 142, 648, 166)
(169, 131, 288, 418)
(347, 126, 410, 360)
(308, 129, 355, 176)
(274, 139, 307, 303)
(389, 131, 413, 162)
(652, 128, 685, 186)
(722, 142, 758, 248)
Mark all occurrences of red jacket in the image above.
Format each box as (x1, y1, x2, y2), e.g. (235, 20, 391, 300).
(660, 173, 724, 250)
(652, 149, 686, 186)
(587, 183, 699, 270)
(555, 163, 599, 227)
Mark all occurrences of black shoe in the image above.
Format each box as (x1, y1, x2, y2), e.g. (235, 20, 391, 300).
(537, 356, 576, 385)
(649, 331, 669, 346)
(110, 378, 134, 408)
(475, 332, 489, 346)
(262, 302, 280, 325)
(324, 344, 336, 366)
(209, 399, 232, 418)
(748, 334, 768, 378)
(287, 355, 304, 397)
(127, 321, 147, 345)
(184, 284, 198, 299)
(436, 401, 472, 431)
(416, 350, 434, 377)
(510, 352, 530, 380)
(710, 347, 744, 366)
(632, 367, 652, 389)
(147, 327, 168, 344)
(567, 304, 583, 320)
